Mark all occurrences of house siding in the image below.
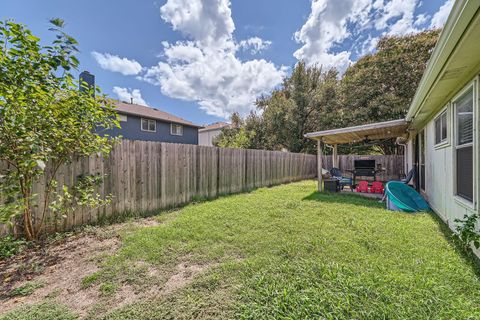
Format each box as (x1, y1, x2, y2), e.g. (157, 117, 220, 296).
(102, 113, 199, 144)
(407, 75, 479, 255)
(199, 129, 222, 146)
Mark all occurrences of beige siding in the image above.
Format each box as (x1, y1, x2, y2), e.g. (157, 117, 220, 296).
(199, 129, 222, 146)
(411, 76, 479, 256)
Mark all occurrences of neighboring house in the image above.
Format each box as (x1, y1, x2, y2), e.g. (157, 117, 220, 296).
(104, 101, 202, 144)
(306, 0, 480, 255)
(198, 122, 230, 146)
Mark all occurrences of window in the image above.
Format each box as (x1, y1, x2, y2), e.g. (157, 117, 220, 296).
(171, 123, 183, 136)
(141, 118, 156, 132)
(454, 88, 474, 202)
(434, 110, 447, 145)
(118, 114, 128, 122)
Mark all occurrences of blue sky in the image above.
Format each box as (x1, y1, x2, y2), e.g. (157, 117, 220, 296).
(1, 0, 453, 125)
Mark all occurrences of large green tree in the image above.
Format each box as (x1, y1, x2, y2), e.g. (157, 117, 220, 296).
(256, 62, 340, 153)
(338, 30, 439, 154)
(0, 20, 118, 240)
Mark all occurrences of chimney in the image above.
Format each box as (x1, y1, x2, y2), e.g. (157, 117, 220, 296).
(79, 71, 95, 96)
(130, 97, 133, 104)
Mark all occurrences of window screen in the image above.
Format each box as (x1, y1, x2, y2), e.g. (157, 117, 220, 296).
(434, 111, 447, 145)
(141, 118, 156, 132)
(456, 90, 473, 145)
(456, 146, 473, 201)
(171, 124, 183, 135)
(455, 88, 474, 202)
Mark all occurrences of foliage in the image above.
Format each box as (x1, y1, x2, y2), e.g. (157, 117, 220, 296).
(216, 31, 439, 155)
(454, 214, 480, 251)
(214, 112, 256, 149)
(0, 235, 26, 259)
(339, 30, 440, 154)
(0, 301, 77, 320)
(0, 20, 118, 240)
(8, 281, 44, 297)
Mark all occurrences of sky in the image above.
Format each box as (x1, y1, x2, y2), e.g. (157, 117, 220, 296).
(1, 0, 454, 125)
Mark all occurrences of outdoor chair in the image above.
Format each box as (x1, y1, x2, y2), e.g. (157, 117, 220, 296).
(401, 168, 416, 184)
(356, 180, 369, 193)
(329, 167, 353, 191)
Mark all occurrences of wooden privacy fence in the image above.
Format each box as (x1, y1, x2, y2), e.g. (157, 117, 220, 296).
(321, 155, 404, 181)
(0, 140, 317, 234)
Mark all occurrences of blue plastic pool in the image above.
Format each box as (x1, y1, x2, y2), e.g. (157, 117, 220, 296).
(385, 181, 430, 212)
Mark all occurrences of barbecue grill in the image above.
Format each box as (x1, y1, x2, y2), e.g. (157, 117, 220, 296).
(347, 160, 383, 185)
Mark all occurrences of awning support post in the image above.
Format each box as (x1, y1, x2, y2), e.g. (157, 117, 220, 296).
(332, 144, 338, 168)
(317, 139, 323, 192)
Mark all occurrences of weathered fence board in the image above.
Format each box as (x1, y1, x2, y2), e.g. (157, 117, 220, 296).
(0, 141, 317, 235)
(1, 139, 404, 236)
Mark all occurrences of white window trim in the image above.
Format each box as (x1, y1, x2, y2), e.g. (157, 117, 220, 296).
(141, 118, 156, 132)
(452, 80, 476, 209)
(433, 105, 450, 149)
(170, 123, 183, 136)
(118, 114, 128, 122)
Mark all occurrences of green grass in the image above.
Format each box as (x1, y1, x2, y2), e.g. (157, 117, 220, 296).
(8, 281, 44, 297)
(2, 180, 480, 319)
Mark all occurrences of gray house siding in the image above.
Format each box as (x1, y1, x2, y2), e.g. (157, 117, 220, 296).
(102, 113, 198, 145)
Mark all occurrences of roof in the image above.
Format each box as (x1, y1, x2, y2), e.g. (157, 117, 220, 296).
(406, 0, 480, 130)
(199, 122, 230, 132)
(304, 119, 408, 144)
(114, 101, 202, 128)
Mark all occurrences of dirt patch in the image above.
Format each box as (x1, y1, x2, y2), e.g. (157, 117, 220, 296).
(0, 234, 120, 317)
(162, 262, 212, 295)
(0, 215, 216, 318)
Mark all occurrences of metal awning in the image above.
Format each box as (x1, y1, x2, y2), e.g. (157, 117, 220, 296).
(304, 119, 408, 144)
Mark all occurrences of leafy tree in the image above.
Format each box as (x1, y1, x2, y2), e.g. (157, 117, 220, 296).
(257, 62, 340, 153)
(0, 20, 118, 240)
(339, 30, 440, 153)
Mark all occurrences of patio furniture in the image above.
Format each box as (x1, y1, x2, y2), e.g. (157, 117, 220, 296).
(356, 180, 369, 193)
(324, 179, 340, 192)
(330, 168, 353, 190)
(401, 167, 416, 184)
(371, 181, 384, 194)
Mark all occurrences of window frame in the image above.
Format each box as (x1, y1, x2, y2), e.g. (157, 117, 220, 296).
(434, 107, 449, 148)
(141, 118, 156, 132)
(452, 81, 476, 208)
(118, 114, 128, 122)
(170, 123, 184, 136)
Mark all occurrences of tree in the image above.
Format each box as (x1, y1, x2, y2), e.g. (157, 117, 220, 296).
(339, 30, 440, 153)
(0, 20, 119, 240)
(257, 62, 340, 153)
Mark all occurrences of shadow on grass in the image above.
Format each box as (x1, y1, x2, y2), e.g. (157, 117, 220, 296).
(302, 191, 385, 209)
(427, 210, 480, 275)
(304, 191, 480, 274)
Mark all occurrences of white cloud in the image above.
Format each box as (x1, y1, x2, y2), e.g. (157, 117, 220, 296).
(113, 87, 147, 106)
(294, 0, 452, 72)
(374, 0, 419, 35)
(140, 0, 286, 118)
(293, 0, 373, 73)
(238, 37, 272, 54)
(430, 0, 454, 28)
(91, 52, 143, 76)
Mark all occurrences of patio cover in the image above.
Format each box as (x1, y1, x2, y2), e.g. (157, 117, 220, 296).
(304, 119, 408, 144)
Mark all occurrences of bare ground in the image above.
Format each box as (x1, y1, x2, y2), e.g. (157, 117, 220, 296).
(0, 216, 215, 318)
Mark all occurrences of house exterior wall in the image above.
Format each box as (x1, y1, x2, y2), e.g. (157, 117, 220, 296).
(103, 113, 199, 144)
(198, 129, 221, 146)
(407, 75, 479, 255)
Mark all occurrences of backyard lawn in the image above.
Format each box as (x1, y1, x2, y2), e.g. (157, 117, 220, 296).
(2, 180, 480, 319)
